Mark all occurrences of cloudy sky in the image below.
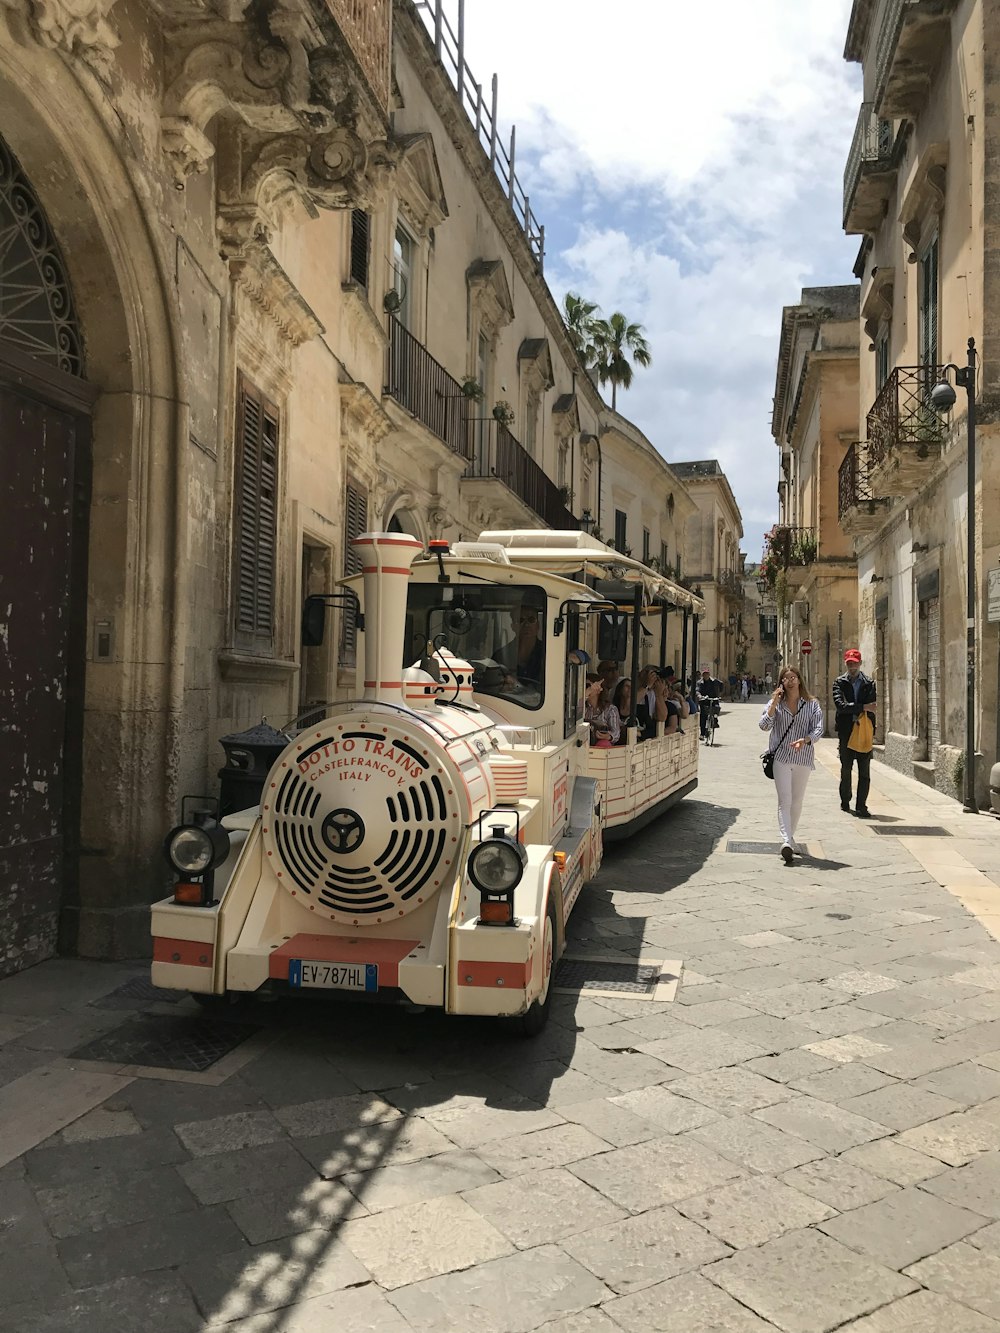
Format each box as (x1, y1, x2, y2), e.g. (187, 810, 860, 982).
(438, 0, 861, 562)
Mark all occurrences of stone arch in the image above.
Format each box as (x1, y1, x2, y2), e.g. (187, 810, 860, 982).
(385, 505, 424, 543)
(0, 136, 84, 374)
(0, 43, 187, 958)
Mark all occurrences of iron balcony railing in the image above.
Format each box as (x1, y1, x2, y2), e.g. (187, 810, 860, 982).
(874, 0, 906, 106)
(768, 526, 818, 569)
(464, 420, 576, 529)
(866, 365, 947, 472)
(413, 0, 544, 268)
(386, 318, 472, 457)
(386, 320, 576, 528)
(839, 441, 867, 519)
(843, 102, 895, 228)
(328, 0, 391, 115)
(716, 569, 743, 596)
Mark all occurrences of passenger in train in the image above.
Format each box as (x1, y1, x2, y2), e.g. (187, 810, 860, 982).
(584, 673, 621, 747)
(495, 601, 545, 689)
(664, 676, 690, 733)
(611, 678, 633, 741)
(598, 659, 621, 695)
(638, 667, 670, 738)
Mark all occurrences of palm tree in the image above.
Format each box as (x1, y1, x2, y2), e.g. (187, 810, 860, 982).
(562, 292, 602, 366)
(593, 312, 652, 411)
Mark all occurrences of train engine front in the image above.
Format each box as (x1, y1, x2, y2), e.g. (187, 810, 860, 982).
(151, 532, 565, 1030)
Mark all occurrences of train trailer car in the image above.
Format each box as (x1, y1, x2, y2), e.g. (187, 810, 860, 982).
(151, 529, 703, 1033)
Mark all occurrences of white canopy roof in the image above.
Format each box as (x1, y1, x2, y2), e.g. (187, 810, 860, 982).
(454, 530, 705, 615)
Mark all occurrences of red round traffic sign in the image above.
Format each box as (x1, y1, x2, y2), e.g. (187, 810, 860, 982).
(801, 640, 813, 655)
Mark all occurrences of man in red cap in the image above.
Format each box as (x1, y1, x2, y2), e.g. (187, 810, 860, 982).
(832, 649, 877, 816)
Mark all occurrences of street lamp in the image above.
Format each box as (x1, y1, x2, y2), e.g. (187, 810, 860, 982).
(580, 509, 594, 535)
(930, 337, 978, 814)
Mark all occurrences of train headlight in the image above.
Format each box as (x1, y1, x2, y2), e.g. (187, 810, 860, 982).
(469, 826, 526, 925)
(164, 814, 229, 905)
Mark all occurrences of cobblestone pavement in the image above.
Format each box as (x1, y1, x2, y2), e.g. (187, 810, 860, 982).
(6, 702, 1000, 1331)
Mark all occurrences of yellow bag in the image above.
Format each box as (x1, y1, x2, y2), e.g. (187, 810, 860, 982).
(848, 712, 874, 754)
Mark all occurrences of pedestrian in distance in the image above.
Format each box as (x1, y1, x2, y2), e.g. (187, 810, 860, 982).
(760, 666, 825, 865)
(832, 648, 877, 817)
(740, 675, 749, 703)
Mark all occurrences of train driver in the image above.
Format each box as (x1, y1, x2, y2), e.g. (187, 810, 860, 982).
(495, 600, 545, 693)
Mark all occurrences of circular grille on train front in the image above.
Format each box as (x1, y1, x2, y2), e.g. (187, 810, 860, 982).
(261, 720, 464, 924)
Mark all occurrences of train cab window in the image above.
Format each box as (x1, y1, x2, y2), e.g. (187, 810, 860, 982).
(406, 584, 547, 709)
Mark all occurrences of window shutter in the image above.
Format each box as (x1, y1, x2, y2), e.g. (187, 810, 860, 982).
(234, 377, 279, 646)
(350, 211, 370, 289)
(340, 479, 368, 664)
(919, 237, 939, 370)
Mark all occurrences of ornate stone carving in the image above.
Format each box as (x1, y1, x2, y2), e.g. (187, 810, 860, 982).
(340, 382, 394, 451)
(862, 267, 895, 345)
(159, 0, 397, 219)
(228, 240, 324, 347)
(2, 0, 120, 70)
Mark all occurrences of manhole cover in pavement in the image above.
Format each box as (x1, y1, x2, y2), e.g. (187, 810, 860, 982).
(90, 977, 185, 1010)
(726, 841, 784, 854)
(70, 1013, 260, 1072)
(870, 826, 951, 836)
(552, 956, 681, 1002)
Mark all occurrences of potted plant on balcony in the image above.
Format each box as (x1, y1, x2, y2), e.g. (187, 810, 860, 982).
(790, 532, 817, 566)
(558, 484, 574, 506)
(492, 400, 515, 427)
(461, 378, 484, 402)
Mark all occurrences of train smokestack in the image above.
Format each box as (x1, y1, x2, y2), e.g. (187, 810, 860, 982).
(354, 531, 423, 704)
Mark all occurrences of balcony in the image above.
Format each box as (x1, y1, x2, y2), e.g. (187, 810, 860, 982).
(461, 421, 576, 530)
(385, 320, 576, 529)
(764, 526, 818, 595)
(843, 103, 901, 233)
(716, 570, 743, 598)
(328, 0, 392, 116)
(866, 365, 946, 497)
(838, 441, 890, 535)
(874, 0, 958, 119)
(385, 318, 472, 458)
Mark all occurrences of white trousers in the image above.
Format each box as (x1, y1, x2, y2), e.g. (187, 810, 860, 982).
(773, 760, 811, 848)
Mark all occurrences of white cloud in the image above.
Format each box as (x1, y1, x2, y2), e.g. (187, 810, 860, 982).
(432, 0, 862, 559)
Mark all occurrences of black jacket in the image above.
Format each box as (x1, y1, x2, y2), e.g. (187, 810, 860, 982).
(695, 677, 722, 703)
(832, 670, 877, 737)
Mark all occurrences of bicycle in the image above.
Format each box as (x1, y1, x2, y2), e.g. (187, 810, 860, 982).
(700, 698, 721, 745)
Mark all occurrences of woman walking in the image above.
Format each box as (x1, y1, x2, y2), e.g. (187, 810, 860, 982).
(759, 666, 824, 865)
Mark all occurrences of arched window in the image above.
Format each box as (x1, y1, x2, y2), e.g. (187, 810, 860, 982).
(0, 135, 83, 376)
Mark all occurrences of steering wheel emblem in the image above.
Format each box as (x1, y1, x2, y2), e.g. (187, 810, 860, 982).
(321, 808, 366, 854)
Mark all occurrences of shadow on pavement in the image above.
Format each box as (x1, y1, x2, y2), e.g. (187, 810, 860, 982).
(185, 991, 578, 1327)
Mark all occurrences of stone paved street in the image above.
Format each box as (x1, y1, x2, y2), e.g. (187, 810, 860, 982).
(6, 702, 1000, 1331)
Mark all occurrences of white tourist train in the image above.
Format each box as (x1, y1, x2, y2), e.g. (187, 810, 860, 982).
(151, 529, 704, 1033)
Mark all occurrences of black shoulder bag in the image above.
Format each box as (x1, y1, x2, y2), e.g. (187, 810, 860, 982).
(760, 708, 799, 780)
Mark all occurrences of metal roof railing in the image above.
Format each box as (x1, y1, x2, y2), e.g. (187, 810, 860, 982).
(413, 0, 545, 270)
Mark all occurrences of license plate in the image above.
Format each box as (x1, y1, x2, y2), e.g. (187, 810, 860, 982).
(288, 960, 378, 991)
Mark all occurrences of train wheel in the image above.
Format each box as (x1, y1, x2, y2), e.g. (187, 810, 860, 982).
(520, 896, 558, 1037)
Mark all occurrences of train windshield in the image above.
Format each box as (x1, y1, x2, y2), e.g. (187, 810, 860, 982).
(405, 583, 547, 709)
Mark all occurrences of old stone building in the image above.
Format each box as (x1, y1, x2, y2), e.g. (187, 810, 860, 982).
(672, 461, 745, 687)
(839, 0, 1000, 800)
(0, 0, 693, 974)
(769, 286, 861, 726)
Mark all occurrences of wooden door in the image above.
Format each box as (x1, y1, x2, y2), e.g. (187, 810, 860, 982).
(0, 353, 92, 976)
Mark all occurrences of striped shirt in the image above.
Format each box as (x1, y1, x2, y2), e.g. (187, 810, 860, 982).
(759, 698, 825, 769)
